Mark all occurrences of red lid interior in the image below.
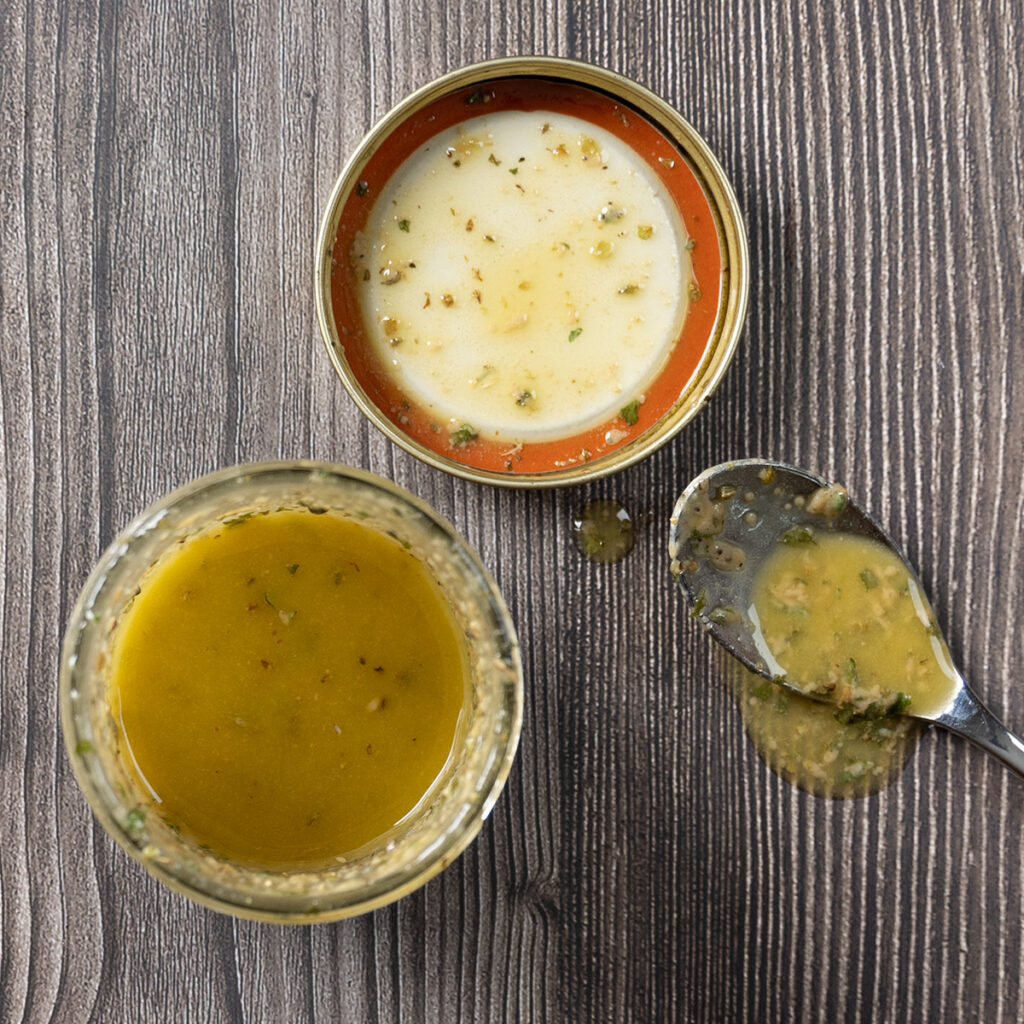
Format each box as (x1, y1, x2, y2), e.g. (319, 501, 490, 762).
(329, 77, 723, 476)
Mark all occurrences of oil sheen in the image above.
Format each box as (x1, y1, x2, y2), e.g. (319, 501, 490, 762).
(351, 109, 691, 443)
(109, 509, 466, 869)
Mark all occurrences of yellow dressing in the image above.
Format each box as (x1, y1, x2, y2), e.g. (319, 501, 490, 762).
(109, 509, 466, 869)
(751, 532, 958, 718)
(727, 661, 920, 798)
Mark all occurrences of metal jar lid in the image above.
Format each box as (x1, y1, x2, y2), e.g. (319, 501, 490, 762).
(315, 56, 749, 487)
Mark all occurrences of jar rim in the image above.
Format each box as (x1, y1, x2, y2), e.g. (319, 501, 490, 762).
(60, 460, 524, 922)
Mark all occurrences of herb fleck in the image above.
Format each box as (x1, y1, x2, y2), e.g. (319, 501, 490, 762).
(860, 569, 878, 590)
(75, 739, 93, 755)
(780, 526, 816, 546)
(398, 219, 410, 232)
(450, 424, 477, 447)
(619, 400, 640, 425)
(124, 808, 146, 836)
(617, 283, 639, 295)
(488, 153, 501, 166)
(568, 327, 583, 342)
(515, 390, 534, 406)
(287, 563, 299, 575)
(223, 510, 259, 528)
(509, 167, 518, 175)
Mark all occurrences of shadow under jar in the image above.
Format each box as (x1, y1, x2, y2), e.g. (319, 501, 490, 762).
(61, 462, 522, 922)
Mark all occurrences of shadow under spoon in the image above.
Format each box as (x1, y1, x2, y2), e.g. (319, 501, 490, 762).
(668, 459, 1024, 778)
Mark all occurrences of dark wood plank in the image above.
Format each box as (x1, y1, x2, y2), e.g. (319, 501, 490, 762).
(2, 0, 1022, 1021)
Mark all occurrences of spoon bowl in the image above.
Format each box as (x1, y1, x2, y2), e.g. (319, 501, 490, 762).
(669, 459, 1024, 777)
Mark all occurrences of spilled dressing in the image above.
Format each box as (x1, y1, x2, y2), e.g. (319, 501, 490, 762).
(672, 469, 955, 797)
(572, 499, 636, 563)
(724, 658, 920, 798)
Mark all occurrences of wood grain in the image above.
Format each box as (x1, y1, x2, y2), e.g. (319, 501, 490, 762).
(2, 0, 1022, 1020)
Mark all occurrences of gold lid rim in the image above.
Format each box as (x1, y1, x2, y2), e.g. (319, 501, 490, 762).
(314, 57, 749, 488)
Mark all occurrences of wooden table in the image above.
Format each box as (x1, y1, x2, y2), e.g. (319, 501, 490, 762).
(4, 2, 1022, 1020)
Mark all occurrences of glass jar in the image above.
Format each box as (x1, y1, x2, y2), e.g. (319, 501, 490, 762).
(60, 461, 523, 922)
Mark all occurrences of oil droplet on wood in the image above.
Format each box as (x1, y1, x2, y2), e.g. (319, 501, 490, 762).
(572, 500, 635, 563)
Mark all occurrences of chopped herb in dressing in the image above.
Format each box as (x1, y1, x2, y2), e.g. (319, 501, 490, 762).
(124, 807, 146, 836)
(450, 424, 477, 447)
(619, 400, 640, 425)
(780, 526, 816, 546)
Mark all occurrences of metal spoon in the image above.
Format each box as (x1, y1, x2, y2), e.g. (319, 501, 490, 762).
(668, 458, 1024, 777)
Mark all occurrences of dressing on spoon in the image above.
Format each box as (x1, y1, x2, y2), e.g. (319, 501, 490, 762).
(669, 459, 1024, 778)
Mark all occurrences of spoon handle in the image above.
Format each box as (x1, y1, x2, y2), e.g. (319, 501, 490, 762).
(936, 684, 1024, 778)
